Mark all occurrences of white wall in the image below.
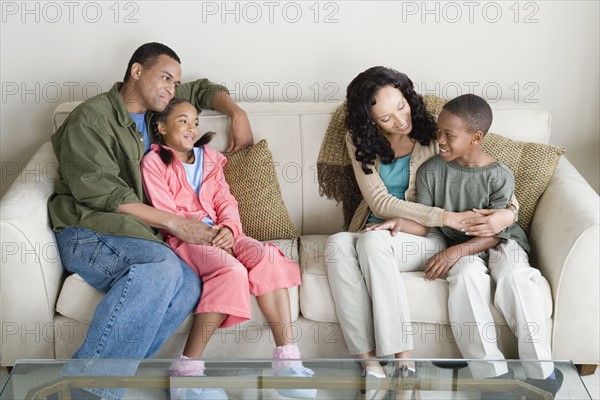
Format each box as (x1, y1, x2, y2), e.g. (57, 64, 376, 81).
(1, 0, 598, 197)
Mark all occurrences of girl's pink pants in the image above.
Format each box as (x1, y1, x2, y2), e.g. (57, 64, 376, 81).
(169, 235, 301, 328)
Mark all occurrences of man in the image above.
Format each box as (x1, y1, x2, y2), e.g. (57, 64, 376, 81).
(48, 42, 253, 400)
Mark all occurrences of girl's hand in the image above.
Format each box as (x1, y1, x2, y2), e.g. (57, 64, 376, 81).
(212, 225, 234, 250)
(460, 208, 514, 236)
(364, 217, 405, 236)
(424, 247, 460, 281)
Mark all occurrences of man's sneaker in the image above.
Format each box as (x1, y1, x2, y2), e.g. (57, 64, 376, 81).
(274, 365, 317, 399)
(524, 368, 564, 398)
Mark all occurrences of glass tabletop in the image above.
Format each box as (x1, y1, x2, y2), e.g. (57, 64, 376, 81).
(1, 358, 591, 399)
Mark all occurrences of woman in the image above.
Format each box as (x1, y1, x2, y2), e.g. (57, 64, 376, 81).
(325, 67, 517, 382)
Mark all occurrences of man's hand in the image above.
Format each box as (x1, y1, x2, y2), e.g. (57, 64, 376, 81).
(226, 109, 253, 152)
(117, 202, 220, 245)
(424, 246, 461, 281)
(211, 90, 254, 152)
(168, 217, 219, 245)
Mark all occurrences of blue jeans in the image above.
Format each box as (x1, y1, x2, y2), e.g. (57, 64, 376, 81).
(55, 226, 201, 400)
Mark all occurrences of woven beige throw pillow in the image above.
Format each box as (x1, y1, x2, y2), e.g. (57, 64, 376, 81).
(481, 133, 565, 235)
(223, 139, 299, 241)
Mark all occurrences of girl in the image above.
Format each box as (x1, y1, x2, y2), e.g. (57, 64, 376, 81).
(324, 67, 518, 391)
(141, 98, 316, 400)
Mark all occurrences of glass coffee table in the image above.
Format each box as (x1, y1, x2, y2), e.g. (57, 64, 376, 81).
(0, 358, 591, 399)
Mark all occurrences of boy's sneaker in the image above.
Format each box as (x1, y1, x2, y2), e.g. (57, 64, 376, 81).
(524, 368, 564, 398)
(274, 365, 317, 399)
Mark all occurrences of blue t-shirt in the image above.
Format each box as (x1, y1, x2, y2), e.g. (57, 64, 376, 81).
(182, 147, 204, 194)
(367, 153, 412, 224)
(182, 147, 214, 227)
(129, 112, 150, 153)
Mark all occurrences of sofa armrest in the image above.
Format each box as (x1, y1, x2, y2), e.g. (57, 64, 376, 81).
(529, 157, 599, 364)
(0, 142, 64, 366)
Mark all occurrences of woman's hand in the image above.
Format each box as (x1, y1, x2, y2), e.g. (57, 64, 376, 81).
(364, 217, 405, 236)
(461, 208, 515, 236)
(212, 225, 234, 250)
(443, 208, 514, 237)
(442, 210, 479, 231)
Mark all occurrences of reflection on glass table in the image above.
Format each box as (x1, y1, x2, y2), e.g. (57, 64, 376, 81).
(0, 358, 591, 400)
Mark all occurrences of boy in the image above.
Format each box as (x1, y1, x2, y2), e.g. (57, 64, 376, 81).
(416, 94, 563, 398)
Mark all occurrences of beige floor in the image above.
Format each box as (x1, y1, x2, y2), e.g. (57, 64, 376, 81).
(1, 365, 599, 399)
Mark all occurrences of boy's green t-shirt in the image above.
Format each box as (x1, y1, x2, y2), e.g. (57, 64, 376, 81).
(416, 155, 530, 253)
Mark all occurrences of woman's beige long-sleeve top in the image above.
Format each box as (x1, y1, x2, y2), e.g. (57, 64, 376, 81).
(346, 133, 445, 232)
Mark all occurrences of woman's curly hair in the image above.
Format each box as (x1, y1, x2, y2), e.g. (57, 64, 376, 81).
(150, 98, 215, 165)
(345, 66, 437, 174)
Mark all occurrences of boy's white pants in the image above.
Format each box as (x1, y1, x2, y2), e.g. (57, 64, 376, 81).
(446, 239, 554, 379)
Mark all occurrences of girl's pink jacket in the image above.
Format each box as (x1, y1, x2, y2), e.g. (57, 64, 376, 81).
(141, 144, 243, 241)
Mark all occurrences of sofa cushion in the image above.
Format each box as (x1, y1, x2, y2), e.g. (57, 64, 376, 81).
(56, 238, 301, 325)
(299, 234, 553, 324)
(223, 139, 299, 241)
(481, 133, 565, 235)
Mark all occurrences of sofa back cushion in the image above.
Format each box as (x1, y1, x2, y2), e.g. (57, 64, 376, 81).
(52, 101, 552, 236)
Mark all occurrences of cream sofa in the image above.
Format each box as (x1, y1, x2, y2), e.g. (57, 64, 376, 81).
(1, 100, 598, 368)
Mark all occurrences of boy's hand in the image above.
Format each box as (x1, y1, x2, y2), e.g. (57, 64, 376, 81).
(212, 225, 234, 250)
(364, 217, 405, 236)
(424, 246, 461, 281)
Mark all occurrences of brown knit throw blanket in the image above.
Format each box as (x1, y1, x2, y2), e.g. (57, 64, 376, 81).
(316, 96, 448, 229)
